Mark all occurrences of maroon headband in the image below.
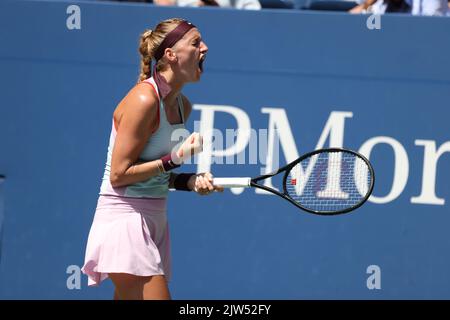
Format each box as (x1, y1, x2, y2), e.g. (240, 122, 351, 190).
(154, 21, 196, 62)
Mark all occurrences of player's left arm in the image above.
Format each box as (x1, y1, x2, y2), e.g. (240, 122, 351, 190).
(169, 94, 194, 189)
(168, 95, 222, 193)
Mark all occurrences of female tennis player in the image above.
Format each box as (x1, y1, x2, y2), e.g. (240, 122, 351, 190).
(81, 18, 222, 300)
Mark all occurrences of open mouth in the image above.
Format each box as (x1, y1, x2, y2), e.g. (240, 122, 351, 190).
(199, 55, 206, 72)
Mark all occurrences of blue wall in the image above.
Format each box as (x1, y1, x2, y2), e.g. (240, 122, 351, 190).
(0, 0, 449, 299)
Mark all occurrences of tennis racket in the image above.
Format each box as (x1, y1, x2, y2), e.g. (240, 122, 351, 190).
(212, 148, 375, 215)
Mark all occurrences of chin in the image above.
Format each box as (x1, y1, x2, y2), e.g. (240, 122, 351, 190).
(187, 76, 200, 84)
(192, 71, 202, 82)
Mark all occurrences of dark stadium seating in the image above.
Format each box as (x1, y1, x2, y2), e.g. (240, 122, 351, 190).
(306, 0, 358, 11)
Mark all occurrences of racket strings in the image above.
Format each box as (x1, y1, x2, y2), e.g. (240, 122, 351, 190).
(286, 151, 372, 213)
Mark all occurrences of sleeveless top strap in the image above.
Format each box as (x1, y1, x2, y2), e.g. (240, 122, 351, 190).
(176, 95, 185, 124)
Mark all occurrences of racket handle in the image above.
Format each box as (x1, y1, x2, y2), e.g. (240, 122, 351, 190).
(212, 177, 251, 188)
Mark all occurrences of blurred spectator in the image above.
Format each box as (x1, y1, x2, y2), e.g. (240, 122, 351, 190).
(410, 0, 447, 15)
(373, 0, 411, 12)
(154, 0, 261, 9)
(350, 0, 448, 15)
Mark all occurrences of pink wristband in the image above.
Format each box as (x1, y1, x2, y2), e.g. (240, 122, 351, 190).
(160, 153, 181, 172)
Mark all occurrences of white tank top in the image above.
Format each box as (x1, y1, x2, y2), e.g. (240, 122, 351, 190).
(99, 77, 185, 198)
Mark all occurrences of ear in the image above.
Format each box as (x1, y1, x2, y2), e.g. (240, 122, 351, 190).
(164, 48, 178, 62)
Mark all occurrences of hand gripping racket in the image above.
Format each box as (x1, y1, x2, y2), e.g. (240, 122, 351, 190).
(212, 148, 375, 215)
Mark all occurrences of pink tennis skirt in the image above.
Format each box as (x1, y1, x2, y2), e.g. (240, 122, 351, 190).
(81, 195, 170, 286)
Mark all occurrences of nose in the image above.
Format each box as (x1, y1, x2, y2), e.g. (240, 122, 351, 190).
(200, 41, 208, 54)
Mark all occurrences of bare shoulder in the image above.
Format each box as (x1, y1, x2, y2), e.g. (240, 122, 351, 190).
(125, 82, 159, 114)
(114, 82, 159, 129)
(181, 94, 193, 121)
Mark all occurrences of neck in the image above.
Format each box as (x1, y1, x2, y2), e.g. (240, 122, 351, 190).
(159, 69, 184, 105)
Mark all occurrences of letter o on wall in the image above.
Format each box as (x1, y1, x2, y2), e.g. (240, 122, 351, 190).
(359, 137, 409, 204)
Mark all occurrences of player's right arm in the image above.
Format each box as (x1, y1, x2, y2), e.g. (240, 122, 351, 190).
(110, 84, 161, 188)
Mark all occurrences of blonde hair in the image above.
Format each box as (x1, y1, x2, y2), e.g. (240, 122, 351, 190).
(138, 18, 185, 82)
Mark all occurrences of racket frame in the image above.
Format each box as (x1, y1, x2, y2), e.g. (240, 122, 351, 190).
(249, 148, 375, 215)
